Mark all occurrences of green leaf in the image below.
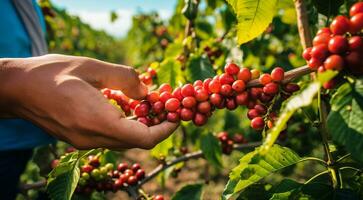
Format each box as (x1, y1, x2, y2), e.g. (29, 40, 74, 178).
(226, 0, 278, 44)
(186, 54, 215, 82)
(151, 135, 174, 159)
(47, 157, 80, 200)
(157, 58, 184, 88)
(110, 11, 118, 23)
(327, 78, 363, 162)
(236, 183, 271, 200)
(269, 179, 302, 200)
(222, 145, 302, 199)
(172, 183, 203, 200)
(200, 132, 223, 169)
(260, 71, 337, 154)
(312, 0, 344, 17)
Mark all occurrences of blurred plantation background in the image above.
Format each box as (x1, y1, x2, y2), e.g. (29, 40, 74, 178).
(18, 0, 362, 199)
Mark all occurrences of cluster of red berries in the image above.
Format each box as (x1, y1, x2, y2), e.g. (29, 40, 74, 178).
(217, 132, 248, 154)
(75, 156, 145, 195)
(139, 67, 157, 86)
(303, 2, 363, 89)
(103, 61, 300, 131)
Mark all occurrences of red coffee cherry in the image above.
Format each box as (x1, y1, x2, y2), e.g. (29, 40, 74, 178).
(330, 15, 351, 35)
(127, 176, 138, 185)
(251, 69, 261, 79)
(131, 163, 141, 172)
(180, 108, 194, 121)
(113, 179, 124, 190)
(195, 88, 209, 101)
(152, 101, 164, 114)
(159, 91, 173, 103)
(311, 44, 329, 60)
(203, 78, 212, 92)
(151, 117, 161, 125)
(251, 117, 265, 130)
(154, 195, 164, 200)
(254, 104, 267, 115)
(129, 99, 140, 110)
(137, 117, 151, 126)
(259, 92, 273, 103)
(208, 79, 221, 93)
(182, 96, 197, 108)
(324, 55, 344, 71)
(81, 164, 93, 173)
(247, 109, 260, 120)
(302, 47, 312, 60)
(159, 83, 173, 93)
(134, 103, 150, 117)
(142, 75, 153, 85)
(317, 27, 331, 35)
(135, 169, 145, 180)
(237, 68, 252, 82)
(350, 13, 363, 33)
(323, 79, 337, 89)
(219, 73, 235, 85)
(235, 91, 249, 105)
(350, 2, 363, 16)
(308, 57, 323, 70)
(348, 36, 363, 51)
(220, 84, 233, 96)
(328, 35, 348, 54)
(193, 113, 208, 126)
(197, 101, 211, 113)
(117, 162, 128, 173)
(249, 87, 262, 100)
(283, 83, 300, 93)
(263, 82, 279, 95)
(147, 91, 160, 103)
(172, 87, 183, 101)
(224, 62, 240, 75)
(181, 84, 195, 97)
(167, 112, 180, 123)
(193, 80, 203, 87)
(318, 66, 326, 73)
(225, 98, 237, 110)
(165, 98, 180, 112)
(210, 93, 223, 106)
(313, 33, 331, 46)
(232, 80, 246, 92)
(271, 67, 284, 82)
(259, 73, 272, 85)
(147, 67, 157, 77)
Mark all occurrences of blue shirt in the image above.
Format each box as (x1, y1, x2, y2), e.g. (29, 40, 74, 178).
(0, 0, 55, 150)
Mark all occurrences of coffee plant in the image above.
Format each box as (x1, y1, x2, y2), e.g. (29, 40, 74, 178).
(18, 0, 363, 200)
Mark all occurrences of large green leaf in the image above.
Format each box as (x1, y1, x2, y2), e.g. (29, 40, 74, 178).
(157, 58, 184, 88)
(186, 54, 215, 82)
(327, 79, 363, 162)
(47, 156, 80, 200)
(222, 145, 302, 199)
(226, 0, 278, 44)
(47, 150, 97, 200)
(200, 132, 223, 169)
(260, 71, 337, 154)
(269, 179, 302, 200)
(151, 134, 174, 159)
(172, 183, 203, 200)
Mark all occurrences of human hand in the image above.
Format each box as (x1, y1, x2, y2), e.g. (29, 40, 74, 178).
(0, 54, 179, 150)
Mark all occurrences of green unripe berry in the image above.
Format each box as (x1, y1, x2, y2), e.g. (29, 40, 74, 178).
(105, 163, 114, 171)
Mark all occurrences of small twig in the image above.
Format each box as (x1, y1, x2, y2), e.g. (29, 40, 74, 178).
(19, 180, 47, 192)
(139, 142, 261, 186)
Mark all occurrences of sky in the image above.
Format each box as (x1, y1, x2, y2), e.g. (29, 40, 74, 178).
(52, 0, 178, 37)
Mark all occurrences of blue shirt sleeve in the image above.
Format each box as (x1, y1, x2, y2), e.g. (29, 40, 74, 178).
(0, 0, 56, 151)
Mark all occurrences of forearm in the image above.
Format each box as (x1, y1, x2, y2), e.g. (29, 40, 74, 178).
(0, 58, 20, 118)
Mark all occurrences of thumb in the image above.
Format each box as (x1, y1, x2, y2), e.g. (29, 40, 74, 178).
(70, 56, 148, 99)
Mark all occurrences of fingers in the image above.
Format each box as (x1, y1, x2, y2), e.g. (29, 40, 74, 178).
(68, 55, 148, 100)
(112, 119, 179, 149)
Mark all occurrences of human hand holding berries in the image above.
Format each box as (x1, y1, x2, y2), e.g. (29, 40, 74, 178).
(0, 54, 178, 150)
